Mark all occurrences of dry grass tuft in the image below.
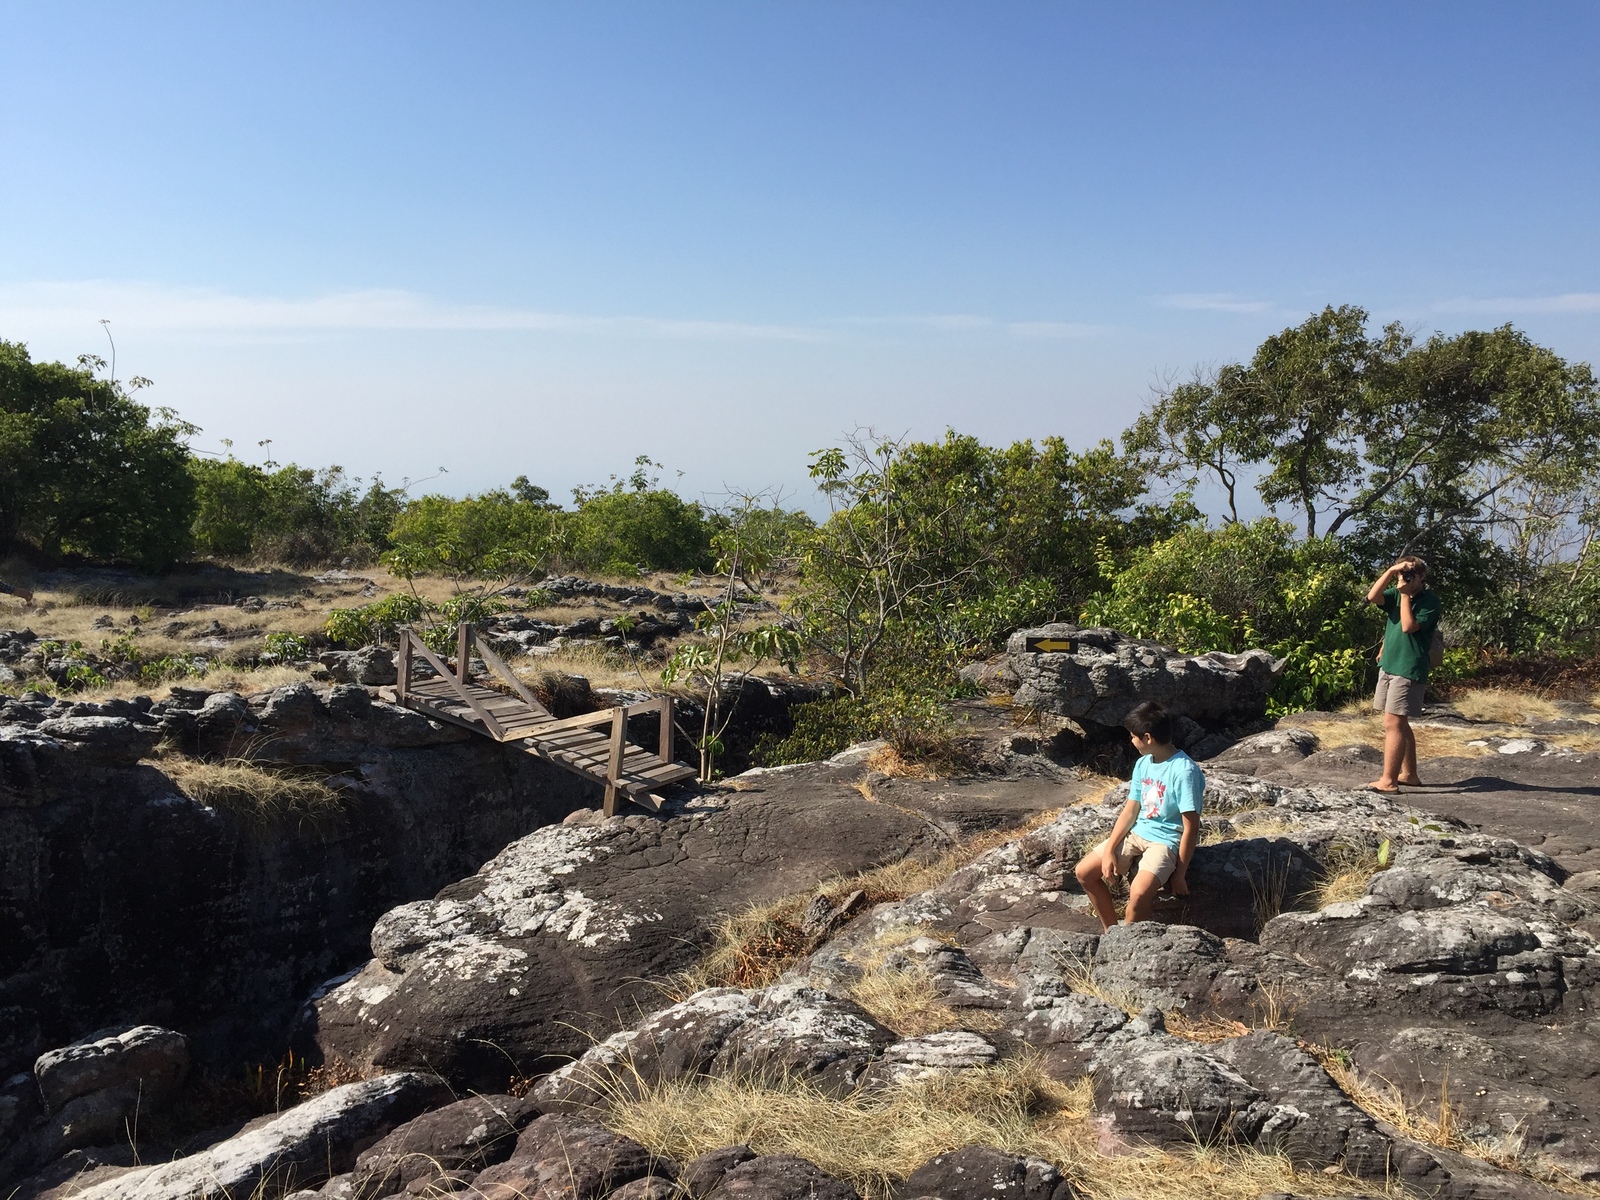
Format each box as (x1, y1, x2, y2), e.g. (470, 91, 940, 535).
(848, 962, 980, 1037)
(1450, 686, 1571, 726)
(162, 755, 345, 823)
(1311, 843, 1388, 909)
(842, 929, 1003, 1038)
(1055, 953, 1144, 1018)
(1307, 1044, 1600, 1194)
(864, 744, 938, 780)
(599, 1059, 1388, 1200)
(672, 815, 1060, 997)
(1165, 1011, 1250, 1044)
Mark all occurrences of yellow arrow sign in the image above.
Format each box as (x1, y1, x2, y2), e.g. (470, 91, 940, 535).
(1024, 637, 1078, 653)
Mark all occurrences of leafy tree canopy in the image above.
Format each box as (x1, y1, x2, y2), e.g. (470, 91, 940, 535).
(0, 340, 196, 568)
(191, 455, 403, 565)
(1125, 306, 1600, 551)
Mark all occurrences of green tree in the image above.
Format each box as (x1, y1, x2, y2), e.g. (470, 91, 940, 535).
(191, 454, 404, 564)
(1079, 520, 1372, 711)
(1126, 308, 1600, 554)
(792, 429, 1193, 693)
(0, 341, 196, 568)
(565, 458, 713, 573)
(386, 489, 557, 585)
(661, 493, 801, 780)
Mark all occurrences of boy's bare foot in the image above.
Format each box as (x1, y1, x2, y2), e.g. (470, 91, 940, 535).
(1397, 775, 1424, 786)
(1364, 779, 1402, 793)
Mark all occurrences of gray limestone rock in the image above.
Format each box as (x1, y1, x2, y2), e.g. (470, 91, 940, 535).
(705, 1155, 858, 1200)
(1091, 923, 1227, 1012)
(1005, 624, 1281, 728)
(346, 1092, 541, 1198)
(34, 1024, 189, 1115)
(69, 1072, 451, 1200)
(35, 715, 155, 764)
(533, 985, 896, 1107)
(681, 1145, 758, 1197)
(902, 1145, 1076, 1200)
(470, 1113, 665, 1200)
(306, 788, 937, 1091)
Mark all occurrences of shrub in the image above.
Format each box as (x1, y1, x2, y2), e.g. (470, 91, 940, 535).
(324, 593, 427, 647)
(564, 488, 713, 573)
(261, 631, 311, 662)
(1080, 519, 1374, 712)
(191, 456, 402, 565)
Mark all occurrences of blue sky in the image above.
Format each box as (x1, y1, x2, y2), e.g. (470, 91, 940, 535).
(2, 2, 1597, 513)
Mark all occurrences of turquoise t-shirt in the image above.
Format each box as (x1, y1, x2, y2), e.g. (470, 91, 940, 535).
(1127, 750, 1205, 850)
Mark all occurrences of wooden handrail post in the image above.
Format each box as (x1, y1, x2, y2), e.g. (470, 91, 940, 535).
(658, 695, 674, 765)
(603, 707, 627, 818)
(397, 629, 412, 699)
(456, 623, 472, 684)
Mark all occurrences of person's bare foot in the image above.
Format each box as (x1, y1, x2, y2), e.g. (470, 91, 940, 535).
(1365, 779, 1402, 793)
(1397, 775, 1424, 787)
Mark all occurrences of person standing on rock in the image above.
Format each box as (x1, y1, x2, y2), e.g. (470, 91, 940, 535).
(1365, 556, 1442, 793)
(1074, 701, 1204, 930)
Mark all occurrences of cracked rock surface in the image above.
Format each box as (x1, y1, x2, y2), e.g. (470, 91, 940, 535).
(300, 780, 944, 1090)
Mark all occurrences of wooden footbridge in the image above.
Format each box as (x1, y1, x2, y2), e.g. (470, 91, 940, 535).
(389, 623, 695, 816)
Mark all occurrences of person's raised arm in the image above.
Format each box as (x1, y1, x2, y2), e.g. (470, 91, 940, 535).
(1367, 563, 1402, 605)
(1397, 589, 1422, 633)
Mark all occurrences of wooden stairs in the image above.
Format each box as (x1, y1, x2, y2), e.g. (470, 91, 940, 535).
(389, 623, 696, 815)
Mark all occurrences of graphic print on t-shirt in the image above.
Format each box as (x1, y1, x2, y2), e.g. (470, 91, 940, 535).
(1140, 777, 1166, 818)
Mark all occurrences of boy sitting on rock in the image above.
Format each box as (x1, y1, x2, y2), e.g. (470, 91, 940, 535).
(1074, 701, 1204, 930)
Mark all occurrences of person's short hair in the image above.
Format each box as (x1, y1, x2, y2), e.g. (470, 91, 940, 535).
(1124, 701, 1174, 744)
(1400, 555, 1429, 575)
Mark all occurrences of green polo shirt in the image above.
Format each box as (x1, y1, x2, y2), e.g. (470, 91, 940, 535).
(1379, 586, 1441, 681)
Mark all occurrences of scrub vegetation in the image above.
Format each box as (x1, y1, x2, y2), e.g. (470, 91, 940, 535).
(5, 303, 1600, 754)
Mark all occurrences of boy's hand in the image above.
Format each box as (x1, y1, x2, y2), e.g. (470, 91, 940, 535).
(1100, 844, 1121, 883)
(1166, 867, 1189, 897)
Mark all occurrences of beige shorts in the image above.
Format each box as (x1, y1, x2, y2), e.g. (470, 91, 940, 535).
(1098, 833, 1179, 885)
(1373, 669, 1424, 717)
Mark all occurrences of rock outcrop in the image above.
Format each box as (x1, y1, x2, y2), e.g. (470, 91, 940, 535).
(1003, 624, 1281, 733)
(300, 785, 942, 1090)
(12, 667, 1600, 1200)
(0, 683, 596, 1081)
(71, 1072, 451, 1200)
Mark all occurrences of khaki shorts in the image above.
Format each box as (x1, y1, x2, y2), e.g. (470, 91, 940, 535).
(1098, 833, 1179, 885)
(1373, 669, 1424, 717)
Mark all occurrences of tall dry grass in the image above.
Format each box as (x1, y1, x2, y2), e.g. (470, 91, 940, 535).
(599, 1060, 1392, 1200)
(1307, 1045, 1600, 1196)
(161, 754, 346, 824)
(672, 814, 1060, 996)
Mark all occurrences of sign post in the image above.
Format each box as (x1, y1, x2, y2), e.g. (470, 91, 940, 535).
(1023, 636, 1078, 654)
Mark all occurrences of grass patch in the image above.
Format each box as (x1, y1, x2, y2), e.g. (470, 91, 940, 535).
(1450, 686, 1571, 726)
(673, 815, 1060, 995)
(1310, 842, 1389, 909)
(1286, 705, 1600, 757)
(598, 1059, 1390, 1200)
(162, 754, 345, 823)
(1306, 1044, 1600, 1196)
(841, 928, 1003, 1038)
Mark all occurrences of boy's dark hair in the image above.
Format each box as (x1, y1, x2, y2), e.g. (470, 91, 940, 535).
(1123, 701, 1174, 744)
